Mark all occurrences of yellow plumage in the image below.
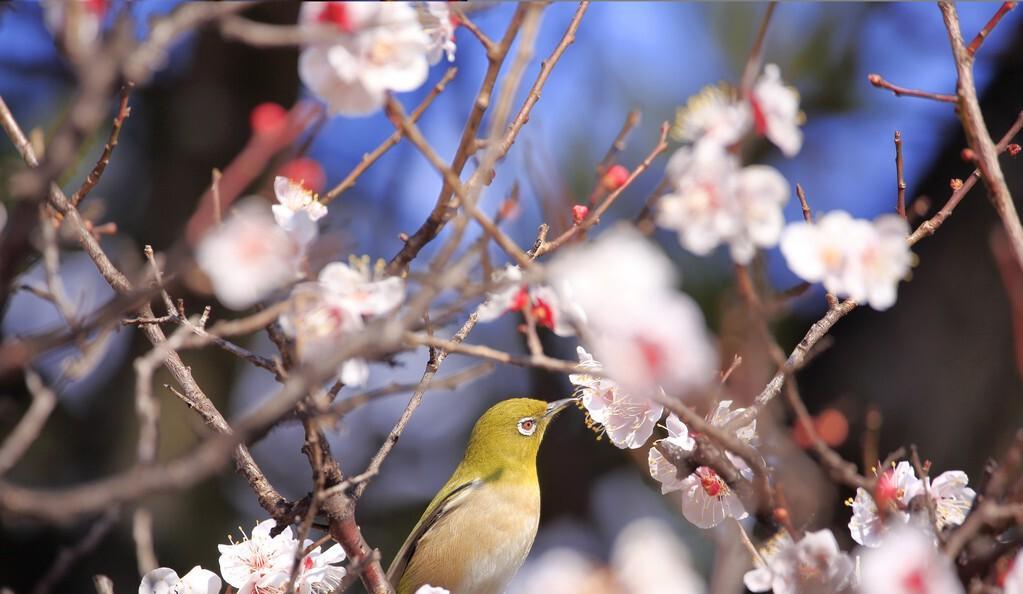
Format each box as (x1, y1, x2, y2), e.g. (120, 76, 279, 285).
(388, 397, 574, 594)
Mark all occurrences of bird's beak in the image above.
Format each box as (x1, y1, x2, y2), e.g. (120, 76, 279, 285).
(544, 397, 577, 418)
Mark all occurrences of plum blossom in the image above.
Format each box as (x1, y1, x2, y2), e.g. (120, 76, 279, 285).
(299, 2, 431, 116)
(860, 527, 964, 594)
(547, 225, 717, 397)
(672, 83, 751, 147)
(139, 566, 221, 594)
(656, 143, 790, 264)
(848, 461, 923, 547)
(414, 587, 451, 594)
(1004, 549, 1023, 594)
(196, 201, 306, 310)
(570, 347, 663, 449)
(743, 530, 854, 594)
(926, 470, 976, 530)
(272, 176, 328, 246)
(477, 265, 582, 337)
(751, 64, 804, 157)
(780, 212, 912, 310)
(649, 401, 757, 529)
(419, 2, 457, 64)
(280, 258, 403, 386)
(218, 519, 346, 594)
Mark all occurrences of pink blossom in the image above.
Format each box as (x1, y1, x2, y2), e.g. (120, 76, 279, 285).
(299, 2, 431, 116)
(860, 527, 963, 594)
(196, 201, 305, 310)
(743, 530, 854, 594)
(478, 265, 581, 337)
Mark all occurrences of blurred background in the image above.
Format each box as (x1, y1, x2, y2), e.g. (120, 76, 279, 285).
(1, 2, 1022, 592)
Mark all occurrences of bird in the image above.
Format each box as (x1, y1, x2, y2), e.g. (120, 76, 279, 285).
(387, 397, 577, 594)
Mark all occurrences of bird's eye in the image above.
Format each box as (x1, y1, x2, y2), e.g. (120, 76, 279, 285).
(517, 417, 537, 436)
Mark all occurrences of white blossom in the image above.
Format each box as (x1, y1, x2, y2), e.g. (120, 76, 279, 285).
(672, 83, 751, 147)
(414, 587, 451, 594)
(299, 2, 431, 116)
(657, 142, 789, 264)
(273, 176, 328, 246)
(570, 346, 664, 449)
(218, 519, 346, 594)
(751, 64, 803, 157)
(139, 566, 221, 594)
(848, 461, 923, 547)
(506, 549, 597, 594)
(780, 212, 912, 310)
(196, 201, 305, 310)
(743, 530, 854, 594)
(420, 2, 457, 64)
(477, 265, 582, 337)
(926, 470, 975, 530)
(278, 258, 402, 386)
(588, 292, 717, 400)
(859, 527, 963, 594)
(649, 401, 757, 529)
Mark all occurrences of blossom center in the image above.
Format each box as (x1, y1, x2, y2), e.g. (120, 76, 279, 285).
(901, 569, 928, 594)
(634, 336, 665, 374)
(696, 466, 726, 497)
(369, 40, 397, 65)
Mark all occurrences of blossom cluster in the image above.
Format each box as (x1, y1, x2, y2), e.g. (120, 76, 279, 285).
(139, 519, 346, 594)
(196, 177, 405, 386)
(299, 2, 456, 116)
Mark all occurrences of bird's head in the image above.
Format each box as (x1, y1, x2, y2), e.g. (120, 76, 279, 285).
(460, 397, 576, 478)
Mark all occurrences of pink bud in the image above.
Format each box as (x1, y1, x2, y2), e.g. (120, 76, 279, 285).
(1009, 144, 1021, 157)
(279, 158, 326, 194)
(250, 102, 287, 137)
(572, 204, 589, 224)
(601, 165, 629, 191)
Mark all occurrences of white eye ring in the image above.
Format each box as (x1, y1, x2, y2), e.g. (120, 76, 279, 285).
(517, 417, 538, 436)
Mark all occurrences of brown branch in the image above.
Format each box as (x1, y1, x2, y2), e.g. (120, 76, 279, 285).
(322, 67, 458, 205)
(867, 73, 957, 103)
(940, 2, 1023, 269)
(739, 2, 777, 96)
(596, 109, 642, 175)
(0, 371, 57, 477)
(387, 6, 529, 274)
(966, 2, 1016, 57)
(405, 331, 582, 375)
(895, 131, 907, 218)
(69, 84, 133, 208)
(536, 122, 670, 257)
(908, 111, 1023, 245)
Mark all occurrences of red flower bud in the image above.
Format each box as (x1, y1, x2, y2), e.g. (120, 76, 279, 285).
(1009, 144, 1021, 157)
(572, 204, 589, 224)
(278, 158, 326, 194)
(601, 165, 629, 191)
(250, 102, 287, 137)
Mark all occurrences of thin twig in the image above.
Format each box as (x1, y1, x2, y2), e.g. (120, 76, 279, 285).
(867, 74, 956, 103)
(32, 508, 120, 594)
(739, 2, 777, 95)
(0, 371, 58, 477)
(895, 131, 907, 219)
(69, 84, 133, 208)
(966, 2, 1016, 57)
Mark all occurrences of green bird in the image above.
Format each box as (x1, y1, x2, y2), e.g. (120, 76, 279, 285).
(387, 397, 576, 594)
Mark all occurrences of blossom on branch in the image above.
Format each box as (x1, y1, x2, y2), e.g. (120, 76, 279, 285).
(751, 64, 804, 157)
(419, 2, 457, 64)
(299, 2, 434, 116)
(570, 346, 663, 449)
(648, 401, 757, 529)
(280, 257, 404, 386)
(218, 519, 346, 594)
(549, 225, 718, 396)
(671, 83, 751, 147)
(742, 530, 854, 594)
(477, 265, 582, 337)
(196, 201, 307, 310)
(139, 566, 221, 594)
(414, 587, 451, 594)
(781, 211, 912, 310)
(273, 176, 328, 245)
(848, 461, 922, 547)
(925, 470, 976, 530)
(860, 527, 963, 594)
(656, 143, 790, 264)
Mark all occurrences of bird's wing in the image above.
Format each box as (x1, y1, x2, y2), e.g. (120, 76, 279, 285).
(386, 477, 483, 586)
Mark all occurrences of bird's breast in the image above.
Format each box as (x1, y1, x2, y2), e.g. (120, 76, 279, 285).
(407, 481, 540, 594)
